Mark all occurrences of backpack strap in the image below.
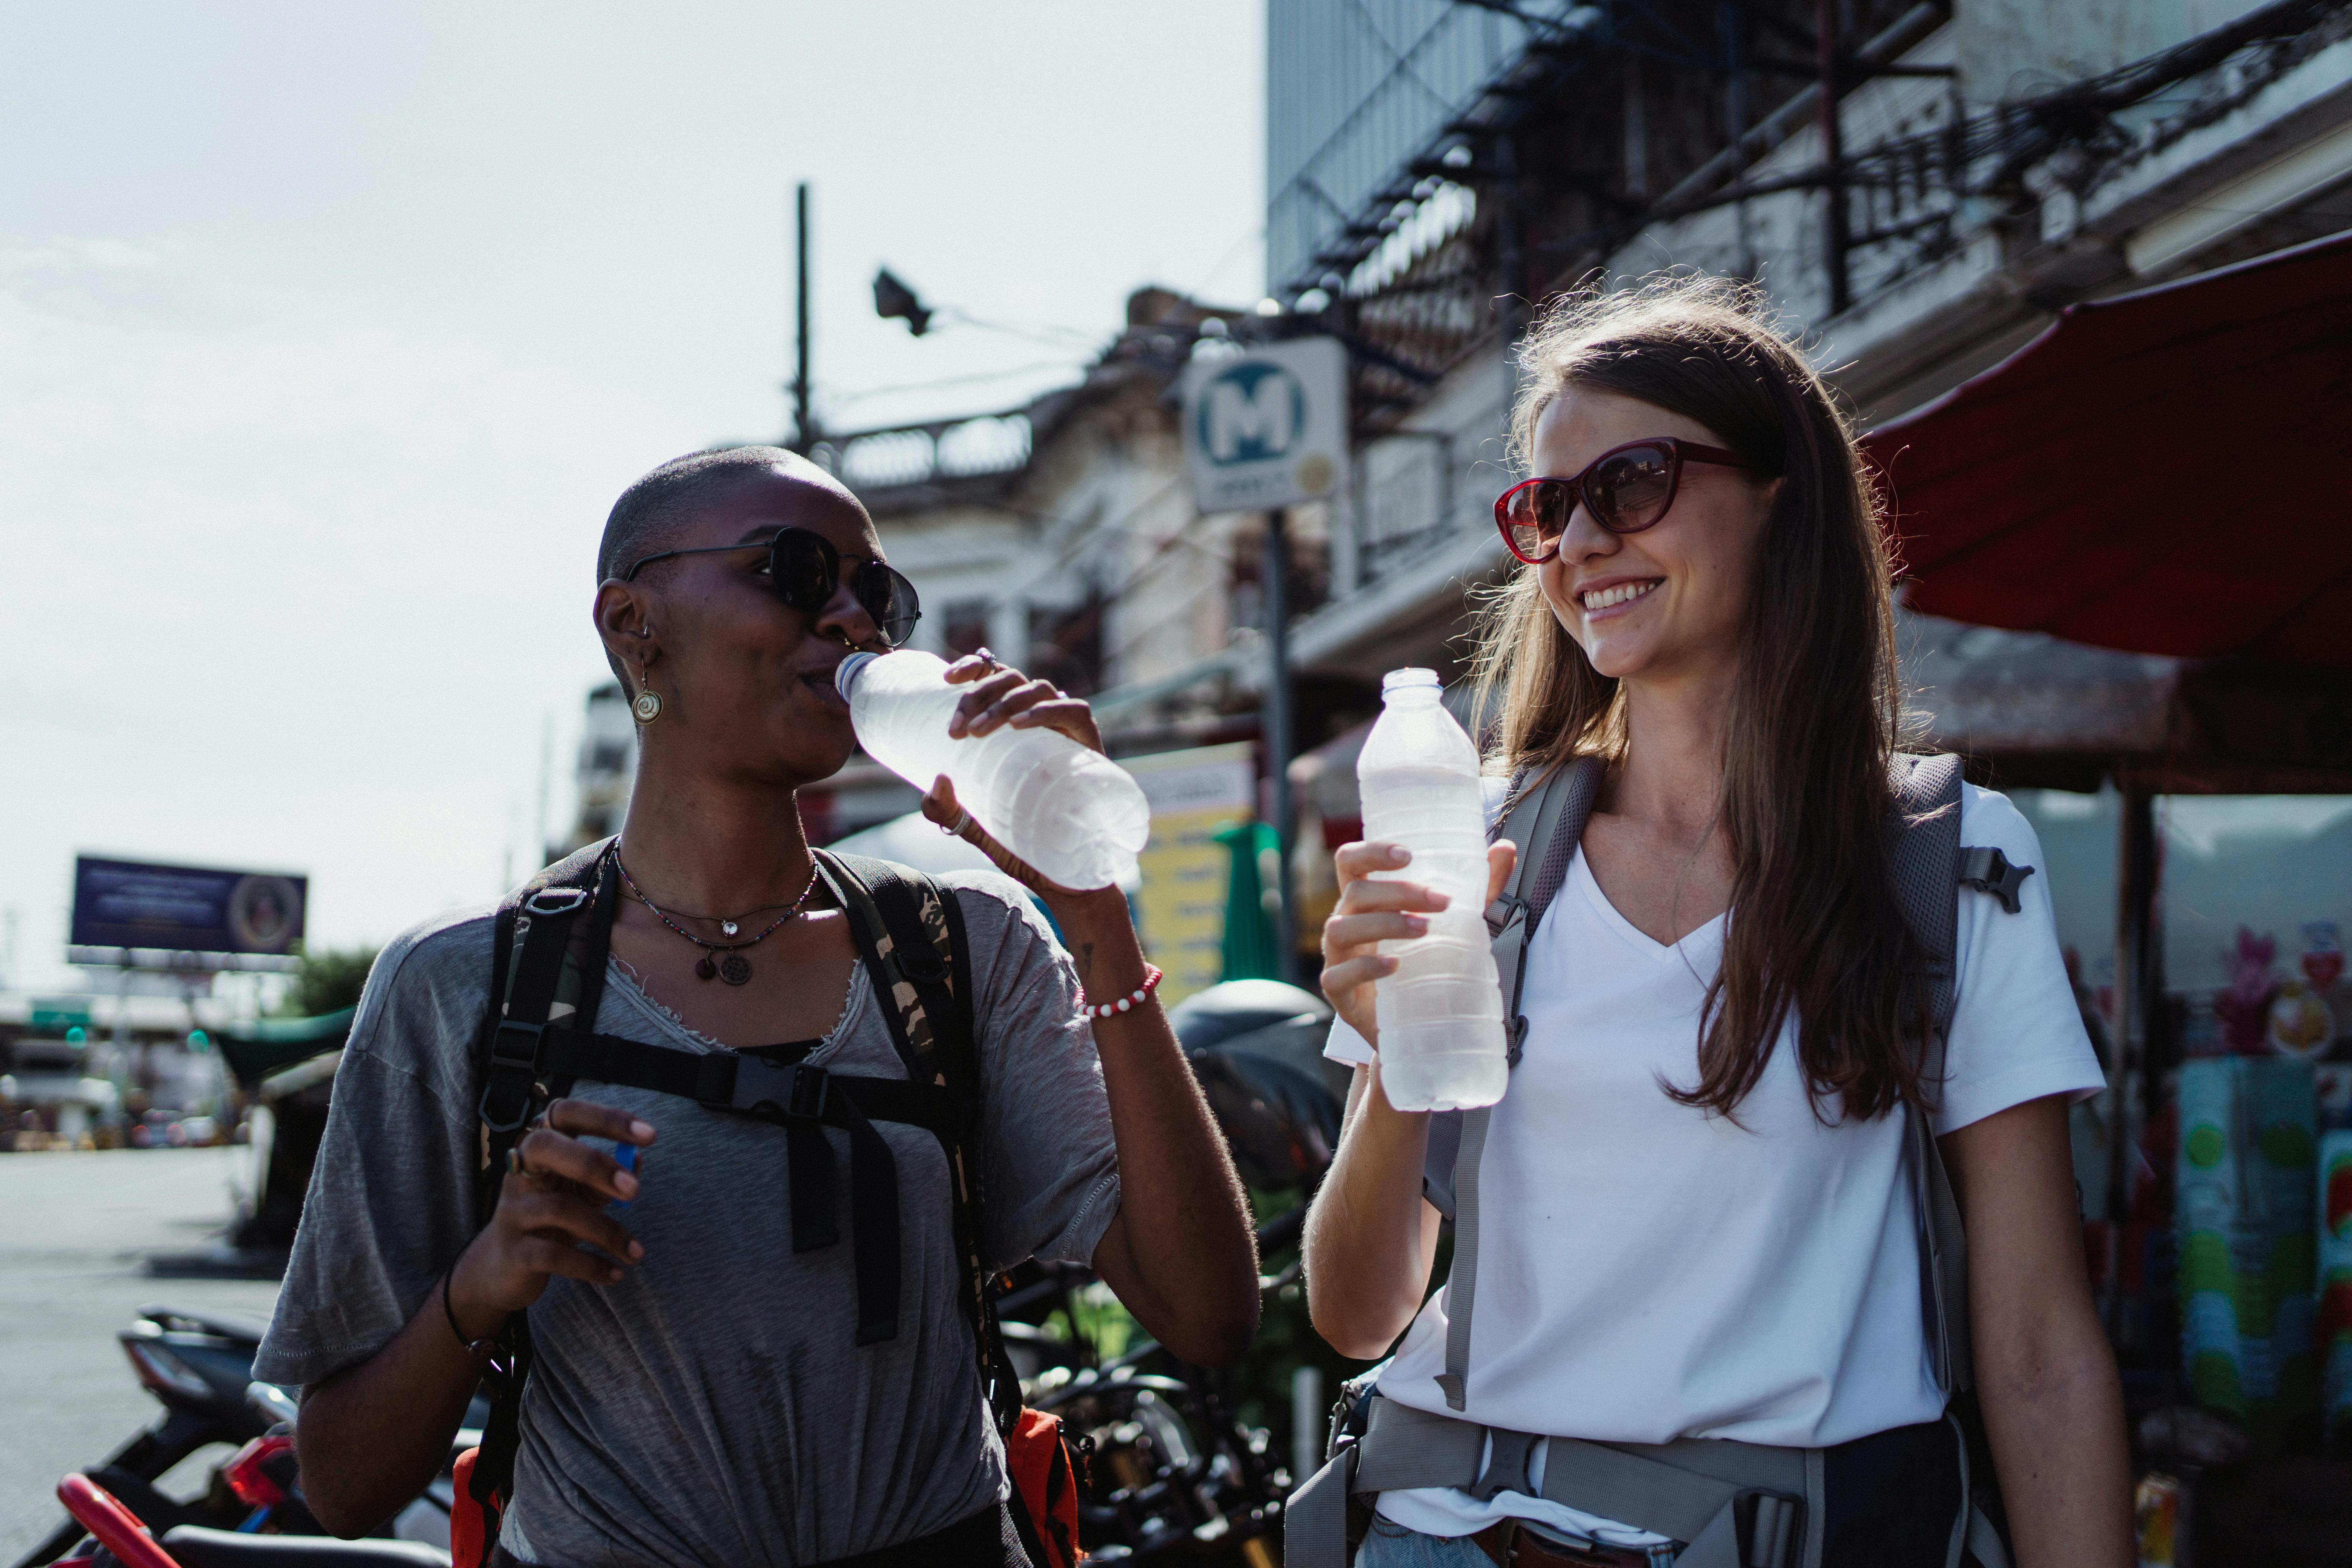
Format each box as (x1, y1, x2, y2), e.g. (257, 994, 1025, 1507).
(1887, 751, 2033, 1565)
(812, 851, 1023, 1434)
(1885, 753, 1975, 1398)
(815, 852, 1057, 1566)
(466, 837, 613, 1528)
(528, 1016, 957, 1346)
(1430, 755, 1605, 1412)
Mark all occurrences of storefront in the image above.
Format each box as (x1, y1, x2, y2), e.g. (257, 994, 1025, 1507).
(1864, 230, 2352, 1557)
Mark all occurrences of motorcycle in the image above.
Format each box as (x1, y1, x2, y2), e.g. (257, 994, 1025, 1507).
(11, 1308, 275, 1568)
(47, 1466, 447, 1568)
(14, 1310, 483, 1568)
(989, 979, 1342, 1564)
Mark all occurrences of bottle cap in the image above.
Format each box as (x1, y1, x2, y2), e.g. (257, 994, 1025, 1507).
(1381, 667, 1441, 694)
(834, 651, 881, 701)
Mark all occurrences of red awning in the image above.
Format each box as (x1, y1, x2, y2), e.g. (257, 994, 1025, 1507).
(1863, 230, 2352, 670)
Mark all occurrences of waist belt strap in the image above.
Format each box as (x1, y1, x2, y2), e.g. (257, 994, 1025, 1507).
(541, 1027, 958, 1346)
(1289, 1398, 1819, 1568)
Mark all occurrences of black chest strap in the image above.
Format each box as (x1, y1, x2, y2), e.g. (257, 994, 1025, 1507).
(539, 1025, 959, 1346)
(466, 842, 998, 1529)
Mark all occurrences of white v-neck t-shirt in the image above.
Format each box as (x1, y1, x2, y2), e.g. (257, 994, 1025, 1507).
(1323, 784, 2104, 1546)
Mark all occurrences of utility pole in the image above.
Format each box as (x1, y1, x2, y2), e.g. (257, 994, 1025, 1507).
(2103, 787, 2161, 1334)
(791, 182, 816, 453)
(1816, 0, 1851, 316)
(1721, 2, 1755, 277)
(1263, 509, 1297, 982)
(535, 711, 554, 867)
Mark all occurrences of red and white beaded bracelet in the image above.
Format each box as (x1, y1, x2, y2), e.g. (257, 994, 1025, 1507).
(1079, 963, 1164, 1020)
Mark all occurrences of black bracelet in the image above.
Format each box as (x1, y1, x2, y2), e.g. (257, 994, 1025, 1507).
(443, 1267, 496, 1359)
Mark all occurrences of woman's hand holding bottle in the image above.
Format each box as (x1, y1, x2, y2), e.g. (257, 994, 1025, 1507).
(1320, 840, 1517, 1051)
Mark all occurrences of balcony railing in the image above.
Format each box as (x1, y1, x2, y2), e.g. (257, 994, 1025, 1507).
(814, 412, 1033, 492)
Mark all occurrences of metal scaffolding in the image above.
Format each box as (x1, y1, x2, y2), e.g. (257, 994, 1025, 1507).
(1268, 0, 2352, 439)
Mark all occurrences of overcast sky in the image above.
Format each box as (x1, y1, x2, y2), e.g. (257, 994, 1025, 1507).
(1, 2, 1265, 990)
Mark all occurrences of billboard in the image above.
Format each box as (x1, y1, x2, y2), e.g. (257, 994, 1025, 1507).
(1180, 337, 1350, 514)
(71, 856, 307, 957)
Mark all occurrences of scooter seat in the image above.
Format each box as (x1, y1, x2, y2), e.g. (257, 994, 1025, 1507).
(158, 1526, 450, 1567)
(138, 1305, 269, 1346)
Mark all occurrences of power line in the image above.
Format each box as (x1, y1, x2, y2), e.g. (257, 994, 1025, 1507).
(825, 357, 1090, 409)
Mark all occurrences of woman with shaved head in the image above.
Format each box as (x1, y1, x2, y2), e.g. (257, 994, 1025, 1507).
(254, 446, 1260, 1566)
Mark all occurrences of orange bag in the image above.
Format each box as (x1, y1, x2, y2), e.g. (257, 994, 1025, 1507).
(1003, 1408, 1082, 1567)
(449, 1447, 503, 1568)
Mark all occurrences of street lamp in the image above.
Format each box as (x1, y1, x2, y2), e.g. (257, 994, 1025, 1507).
(873, 268, 935, 337)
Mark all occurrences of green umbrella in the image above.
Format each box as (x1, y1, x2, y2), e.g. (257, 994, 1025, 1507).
(216, 1007, 356, 1088)
(1214, 820, 1283, 982)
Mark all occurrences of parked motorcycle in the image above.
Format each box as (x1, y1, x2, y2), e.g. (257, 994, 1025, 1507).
(15, 1312, 481, 1568)
(989, 978, 1341, 1564)
(47, 1468, 446, 1568)
(12, 1308, 276, 1568)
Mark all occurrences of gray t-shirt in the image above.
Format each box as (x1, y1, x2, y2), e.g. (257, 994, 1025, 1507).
(254, 870, 1122, 1567)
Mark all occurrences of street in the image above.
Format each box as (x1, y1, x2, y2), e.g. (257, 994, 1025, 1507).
(0, 1149, 281, 1558)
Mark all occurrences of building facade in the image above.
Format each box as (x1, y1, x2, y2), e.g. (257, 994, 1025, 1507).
(1247, 0, 2352, 699)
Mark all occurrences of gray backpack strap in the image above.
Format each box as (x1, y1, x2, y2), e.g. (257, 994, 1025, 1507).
(1432, 754, 1604, 1411)
(1885, 752, 1976, 1397)
(1892, 752, 2034, 1568)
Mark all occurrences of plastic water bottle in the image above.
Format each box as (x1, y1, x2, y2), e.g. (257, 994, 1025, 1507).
(836, 650, 1151, 890)
(1356, 668, 1507, 1111)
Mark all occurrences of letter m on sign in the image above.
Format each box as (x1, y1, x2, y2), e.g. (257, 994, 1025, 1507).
(1201, 364, 1303, 464)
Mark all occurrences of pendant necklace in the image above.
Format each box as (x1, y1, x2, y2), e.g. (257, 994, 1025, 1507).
(613, 852, 821, 986)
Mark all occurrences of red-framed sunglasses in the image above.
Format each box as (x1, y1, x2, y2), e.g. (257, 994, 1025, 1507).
(1493, 437, 1754, 564)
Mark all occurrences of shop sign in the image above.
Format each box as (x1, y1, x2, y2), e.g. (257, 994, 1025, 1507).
(28, 999, 92, 1031)
(1125, 742, 1257, 1006)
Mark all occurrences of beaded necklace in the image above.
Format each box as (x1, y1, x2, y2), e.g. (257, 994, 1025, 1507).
(613, 852, 820, 986)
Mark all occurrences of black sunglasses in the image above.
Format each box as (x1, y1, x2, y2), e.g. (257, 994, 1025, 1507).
(622, 526, 922, 648)
(1494, 437, 1755, 564)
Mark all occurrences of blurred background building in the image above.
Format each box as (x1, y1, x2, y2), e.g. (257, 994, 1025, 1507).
(532, 0, 2352, 993)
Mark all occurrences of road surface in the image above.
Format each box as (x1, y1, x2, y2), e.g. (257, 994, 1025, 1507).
(0, 1147, 281, 1559)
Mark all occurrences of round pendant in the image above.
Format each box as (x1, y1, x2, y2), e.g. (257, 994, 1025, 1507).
(694, 955, 717, 980)
(719, 954, 753, 986)
(721, 920, 739, 937)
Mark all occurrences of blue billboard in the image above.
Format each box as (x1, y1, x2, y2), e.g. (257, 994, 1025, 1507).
(71, 857, 308, 956)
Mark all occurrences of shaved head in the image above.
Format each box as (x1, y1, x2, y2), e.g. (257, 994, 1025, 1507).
(596, 445, 860, 587)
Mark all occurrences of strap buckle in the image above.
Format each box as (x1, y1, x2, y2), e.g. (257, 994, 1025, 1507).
(727, 1053, 830, 1121)
(1740, 1490, 1801, 1568)
(478, 1019, 546, 1132)
(788, 1063, 830, 1120)
(523, 887, 590, 916)
(1484, 893, 1526, 940)
(489, 1018, 545, 1062)
(1956, 846, 2033, 914)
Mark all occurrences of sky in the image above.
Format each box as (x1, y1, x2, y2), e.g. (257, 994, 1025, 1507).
(0, 2, 1266, 991)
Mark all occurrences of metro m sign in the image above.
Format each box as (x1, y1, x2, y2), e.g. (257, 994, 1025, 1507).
(1180, 336, 1348, 514)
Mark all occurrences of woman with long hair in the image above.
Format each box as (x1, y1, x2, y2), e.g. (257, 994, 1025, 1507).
(1303, 280, 2129, 1567)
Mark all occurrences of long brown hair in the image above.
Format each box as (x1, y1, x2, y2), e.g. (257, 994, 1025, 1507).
(1468, 275, 1923, 1122)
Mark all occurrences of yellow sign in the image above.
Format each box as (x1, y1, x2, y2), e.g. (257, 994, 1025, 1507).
(1124, 743, 1256, 1006)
